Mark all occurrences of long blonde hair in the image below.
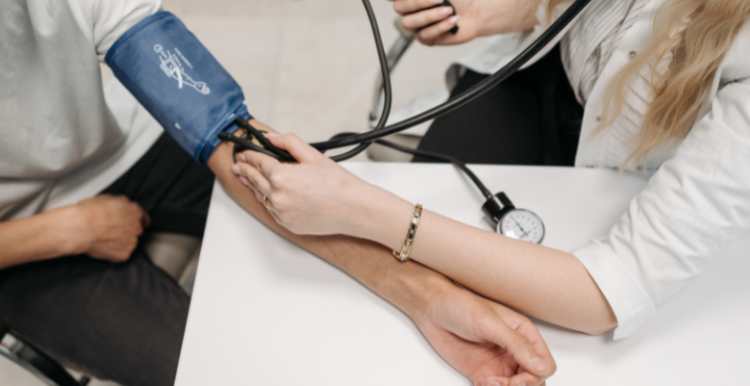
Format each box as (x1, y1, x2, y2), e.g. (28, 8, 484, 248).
(524, 0, 750, 168)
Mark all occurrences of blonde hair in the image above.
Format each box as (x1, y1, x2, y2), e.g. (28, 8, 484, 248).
(524, 0, 750, 169)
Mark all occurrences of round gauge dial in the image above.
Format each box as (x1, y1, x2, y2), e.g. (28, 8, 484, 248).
(496, 209, 545, 244)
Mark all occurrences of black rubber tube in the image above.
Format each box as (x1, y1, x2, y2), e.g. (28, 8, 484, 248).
(309, 0, 591, 152)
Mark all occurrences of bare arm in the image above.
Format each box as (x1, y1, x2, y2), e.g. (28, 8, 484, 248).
(360, 195, 617, 335)
(206, 124, 431, 316)
(232, 132, 617, 335)
(0, 207, 80, 269)
(0, 195, 147, 270)
(206, 121, 557, 385)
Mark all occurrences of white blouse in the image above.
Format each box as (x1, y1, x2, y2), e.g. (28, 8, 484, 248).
(404, 0, 750, 339)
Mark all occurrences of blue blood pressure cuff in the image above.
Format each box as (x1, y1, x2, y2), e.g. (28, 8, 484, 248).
(105, 11, 250, 163)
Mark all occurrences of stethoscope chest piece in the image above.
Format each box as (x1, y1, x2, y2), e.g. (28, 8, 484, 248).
(483, 192, 545, 244)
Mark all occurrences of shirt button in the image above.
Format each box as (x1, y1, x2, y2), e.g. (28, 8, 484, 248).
(628, 51, 637, 59)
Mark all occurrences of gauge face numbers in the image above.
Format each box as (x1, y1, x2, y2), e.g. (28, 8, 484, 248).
(497, 209, 545, 244)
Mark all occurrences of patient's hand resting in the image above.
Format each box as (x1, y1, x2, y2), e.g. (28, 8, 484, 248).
(418, 278, 555, 386)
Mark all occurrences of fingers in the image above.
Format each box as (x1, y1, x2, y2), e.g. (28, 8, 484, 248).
(402, 6, 454, 30)
(234, 161, 272, 193)
(392, 0, 444, 15)
(266, 133, 325, 164)
(241, 148, 280, 178)
(481, 319, 552, 381)
(417, 15, 460, 43)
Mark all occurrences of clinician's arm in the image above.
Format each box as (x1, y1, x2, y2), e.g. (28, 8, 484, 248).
(0, 195, 147, 270)
(206, 121, 556, 386)
(391, 0, 540, 45)
(232, 133, 617, 335)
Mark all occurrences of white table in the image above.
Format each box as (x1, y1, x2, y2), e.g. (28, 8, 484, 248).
(175, 163, 750, 385)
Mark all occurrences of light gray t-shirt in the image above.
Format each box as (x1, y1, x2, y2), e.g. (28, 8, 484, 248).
(0, 0, 164, 220)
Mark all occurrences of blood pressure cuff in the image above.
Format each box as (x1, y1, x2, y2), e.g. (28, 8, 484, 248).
(105, 11, 250, 163)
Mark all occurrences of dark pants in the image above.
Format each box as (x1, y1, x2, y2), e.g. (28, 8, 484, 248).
(0, 134, 214, 386)
(414, 45, 583, 166)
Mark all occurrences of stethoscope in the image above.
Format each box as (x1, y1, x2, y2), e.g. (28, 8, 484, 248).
(220, 0, 592, 243)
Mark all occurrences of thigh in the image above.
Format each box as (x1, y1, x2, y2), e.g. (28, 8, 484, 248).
(103, 134, 215, 237)
(0, 248, 189, 386)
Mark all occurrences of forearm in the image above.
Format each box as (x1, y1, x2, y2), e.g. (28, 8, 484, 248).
(207, 122, 449, 320)
(354, 188, 617, 335)
(0, 207, 81, 269)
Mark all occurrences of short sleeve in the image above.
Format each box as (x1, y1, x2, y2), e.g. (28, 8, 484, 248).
(68, 0, 163, 60)
(573, 79, 750, 339)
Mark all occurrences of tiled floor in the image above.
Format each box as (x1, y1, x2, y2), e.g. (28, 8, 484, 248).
(2, 1, 487, 385)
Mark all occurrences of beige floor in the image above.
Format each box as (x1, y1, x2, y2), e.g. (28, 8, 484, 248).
(1, 0, 486, 385)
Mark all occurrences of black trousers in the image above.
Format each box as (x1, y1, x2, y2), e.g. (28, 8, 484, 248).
(0, 134, 214, 386)
(414, 45, 583, 166)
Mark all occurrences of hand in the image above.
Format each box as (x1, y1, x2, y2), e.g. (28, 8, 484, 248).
(230, 133, 383, 236)
(416, 279, 555, 386)
(69, 195, 149, 262)
(390, 0, 538, 46)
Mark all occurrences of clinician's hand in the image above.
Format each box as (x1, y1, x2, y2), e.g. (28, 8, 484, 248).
(231, 133, 377, 236)
(390, 0, 539, 46)
(418, 280, 556, 386)
(69, 195, 149, 263)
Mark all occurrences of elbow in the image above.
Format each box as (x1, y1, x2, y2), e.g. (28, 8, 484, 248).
(581, 320, 617, 336)
(580, 308, 618, 336)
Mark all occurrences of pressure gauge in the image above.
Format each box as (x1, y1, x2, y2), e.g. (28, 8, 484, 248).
(482, 192, 545, 244)
(496, 209, 545, 244)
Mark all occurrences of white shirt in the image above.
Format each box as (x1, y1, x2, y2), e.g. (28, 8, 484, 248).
(0, 0, 164, 221)
(396, 0, 750, 339)
(561, 0, 648, 104)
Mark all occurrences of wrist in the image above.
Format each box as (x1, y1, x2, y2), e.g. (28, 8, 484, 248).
(346, 185, 414, 249)
(56, 205, 92, 256)
(391, 262, 454, 322)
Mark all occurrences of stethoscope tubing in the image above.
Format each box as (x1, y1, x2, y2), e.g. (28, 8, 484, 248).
(308, 0, 592, 155)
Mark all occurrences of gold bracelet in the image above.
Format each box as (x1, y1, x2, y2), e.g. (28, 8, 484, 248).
(393, 204, 423, 262)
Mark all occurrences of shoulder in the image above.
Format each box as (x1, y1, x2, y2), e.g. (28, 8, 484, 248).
(67, 0, 162, 57)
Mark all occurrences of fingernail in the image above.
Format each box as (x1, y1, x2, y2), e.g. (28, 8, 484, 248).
(428, 0, 442, 4)
(230, 164, 240, 174)
(530, 356, 549, 374)
(238, 153, 247, 162)
(265, 132, 280, 138)
(449, 15, 460, 24)
(489, 383, 500, 386)
(239, 176, 249, 185)
(440, 6, 453, 16)
(518, 383, 527, 386)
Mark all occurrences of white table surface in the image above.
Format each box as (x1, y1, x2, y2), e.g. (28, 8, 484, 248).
(175, 163, 750, 385)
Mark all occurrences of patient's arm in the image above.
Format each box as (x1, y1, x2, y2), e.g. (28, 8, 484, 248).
(206, 120, 555, 386)
(0, 195, 147, 269)
(231, 132, 617, 336)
